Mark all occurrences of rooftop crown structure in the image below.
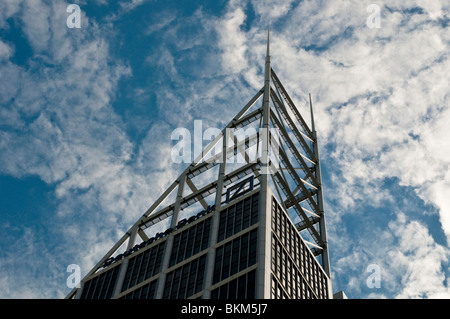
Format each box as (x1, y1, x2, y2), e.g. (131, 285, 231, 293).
(66, 28, 332, 299)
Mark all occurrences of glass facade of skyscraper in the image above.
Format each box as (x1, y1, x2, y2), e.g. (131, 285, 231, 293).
(76, 190, 330, 299)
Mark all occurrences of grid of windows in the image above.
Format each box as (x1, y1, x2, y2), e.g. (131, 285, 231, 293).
(271, 236, 318, 299)
(271, 197, 329, 299)
(121, 241, 165, 292)
(210, 270, 256, 299)
(218, 193, 259, 242)
(163, 254, 207, 299)
(80, 265, 120, 299)
(271, 275, 289, 299)
(169, 217, 211, 267)
(120, 280, 158, 299)
(213, 229, 258, 284)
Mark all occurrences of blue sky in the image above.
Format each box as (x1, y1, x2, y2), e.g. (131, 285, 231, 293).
(1, 0, 450, 299)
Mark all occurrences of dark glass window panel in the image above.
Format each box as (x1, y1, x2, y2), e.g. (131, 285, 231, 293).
(221, 241, 232, 281)
(218, 195, 258, 243)
(237, 274, 246, 299)
(230, 237, 240, 276)
(241, 199, 250, 229)
(225, 205, 235, 238)
(101, 268, 113, 298)
(138, 249, 150, 284)
(219, 283, 228, 299)
(163, 254, 207, 299)
(187, 259, 198, 297)
(178, 263, 190, 298)
(186, 258, 198, 297)
(170, 234, 181, 267)
(211, 288, 219, 299)
(228, 278, 237, 300)
(170, 267, 182, 299)
(218, 210, 227, 242)
(129, 253, 143, 288)
(185, 226, 196, 260)
(133, 288, 141, 299)
(154, 243, 165, 274)
(234, 202, 243, 234)
(93, 272, 106, 299)
(201, 219, 211, 251)
(148, 281, 157, 299)
(213, 246, 224, 284)
(121, 242, 165, 292)
(193, 222, 203, 255)
(195, 255, 207, 293)
(121, 257, 135, 291)
(249, 229, 257, 266)
(140, 284, 149, 299)
(247, 270, 256, 299)
(211, 270, 256, 299)
(169, 218, 211, 268)
(239, 233, 249, 271)
(163, 272, 173, 299)
(105, 266, 120, 299)
(119, 280, 158, 299)
(145, 246, 157, 279)
(177, 231, 188, 264)
(80, 265, 120, 299)
(80, 280, 90, 299)
(251, 194, 259, 225)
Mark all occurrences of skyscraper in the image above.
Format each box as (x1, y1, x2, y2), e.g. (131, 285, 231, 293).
(66, 29, 332, 300)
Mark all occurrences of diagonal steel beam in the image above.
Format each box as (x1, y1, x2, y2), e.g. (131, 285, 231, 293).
(270, 129, 321, 216)
(186, 130, 261, 179)
(139, 161, 261, 227)
(271, 69, 314, 139)
(270, 108, 319, 187)
(272, 170, 324, 247)
(270, 87, 318, 164)
(279, 148, 321, 216)
(186, 177, 209, 210)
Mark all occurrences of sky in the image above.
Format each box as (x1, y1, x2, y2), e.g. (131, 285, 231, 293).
(0, 0, 449, 299)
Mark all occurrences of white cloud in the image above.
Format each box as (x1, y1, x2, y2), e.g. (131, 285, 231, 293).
(249, 0, 296, 22)
(21, 0, 51, 53)
(0, 227, 67, 299)
(0, 40, 13, 60)
(0, 0, 141, 298)
(216, 3, 248, 74)
(387, 213, 450, 298)
(119, 0, 146, 12)
(0, 0, 23, 27)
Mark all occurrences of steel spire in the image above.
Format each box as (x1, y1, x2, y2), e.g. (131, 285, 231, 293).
(309, 93, 315, 132)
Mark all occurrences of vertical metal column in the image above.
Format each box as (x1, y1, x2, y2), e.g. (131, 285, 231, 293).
(310, 94, 332, 295)
(202, 129, 228, 298)
(256, 26, 273, 299)
(155, 174, 186, 298)
(111, 225, 138, 297)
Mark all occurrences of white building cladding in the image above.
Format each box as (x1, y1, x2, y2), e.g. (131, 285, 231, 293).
(66, 29, 332, 300)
